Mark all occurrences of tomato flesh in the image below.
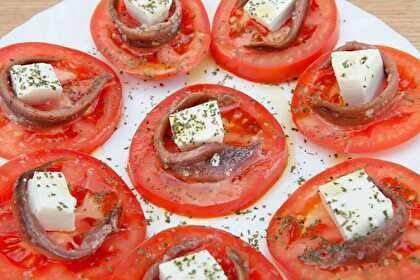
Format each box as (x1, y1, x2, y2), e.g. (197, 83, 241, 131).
(0, 150, 147, 280)
(128, 84, 288, 217)
(211, 0, 339, 83)
(292, 46, 420, 153)
(111, 225, 282, 280)
(90, 0, 211, 80)
(267, 158, 420, 280)
(0, 43, 122, 159)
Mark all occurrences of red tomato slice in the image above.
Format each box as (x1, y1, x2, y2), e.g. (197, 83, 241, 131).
(211, 0, 339, 83)
(0, 43, 122, 159)
(267, 158, 420, 280)
(90, 0, 211, 80)
(292, 46, 420, 153)
(111, 225, 282, 279)
(128, 84, 288, 217)
(0, 149, 147, 280)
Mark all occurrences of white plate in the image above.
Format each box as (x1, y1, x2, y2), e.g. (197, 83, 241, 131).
(0, 0, 419, 275)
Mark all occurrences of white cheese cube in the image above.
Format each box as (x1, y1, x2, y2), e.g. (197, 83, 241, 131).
(331, 49, 385, 106)
(10, 63, 63, 105)
(124, 0, 173, 26)
(28, 172, 77, 232)
(169, 101, 225, 149)
(244, 0, 296, 31)
(159, 250, 228, 280)
(319, 169, 394, 240)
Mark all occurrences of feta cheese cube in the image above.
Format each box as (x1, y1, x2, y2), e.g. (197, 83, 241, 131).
(319, 169, 394, 240)
(244, 0, 296, 31)
(169, 101, 225, 149)
(124, 0, 173, 26)
(331, 49, 385, 106)
(28, 172, 77, 232)
(159, 250, 228, 280)
(10, 63, 63, 105)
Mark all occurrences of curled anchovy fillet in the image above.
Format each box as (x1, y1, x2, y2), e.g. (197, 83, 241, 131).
(13, 159, 121, 261)
(143, 238, 249, 280)
(0, 56, 111, 127)
(308, 41, 400, 127)
(299, 188, 409, 269)
(109, 0, 182, 48)
(154, 92, 261, 182)
(244, 0, 310, 49)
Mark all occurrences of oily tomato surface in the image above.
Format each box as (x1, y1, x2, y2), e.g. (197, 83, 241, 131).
(111, 225, 282, 280)
(91, 0, 211, 80)
(0, 149, 147, 280)
(292, 46, 420, 153)
(0, 43, 122, 159)
(128, 84, 288, 217)
(211, 0, 339, 83)
(267, 158, 420, 280)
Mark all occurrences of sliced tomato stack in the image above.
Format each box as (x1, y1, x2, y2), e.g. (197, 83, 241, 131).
(267, 158, 420, 280)
(292, 46, 420, 153)
(111, 225, 282, 280)
(91, 0, 211, 80)
(128, 84, 288, 217)
(211, 0, 339, 83)
(0, 150, 147, 279)
(0, 43, 122, 159)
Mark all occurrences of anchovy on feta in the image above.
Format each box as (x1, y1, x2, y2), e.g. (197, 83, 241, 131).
(124, 0, 173, 26)
(27, 172, 77, 232)
(159, 250, 228, 280)
(10, 63, 63, 105)
(169, 100, 225, 149)
(331, 49, 385, 106)
(319, 169, 393, 240)
(244, 0, 296, 31)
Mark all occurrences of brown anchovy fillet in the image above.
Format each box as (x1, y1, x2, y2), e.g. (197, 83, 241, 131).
(299, 188, 409, 270)
(244, 0, 310, 49)
(109, 0, 182, 48)
(154, 92, 261, 182)
(170, 143, 260, 182)
(143, 238, 250, 280)
(0, 56, 111, 127)
(154, 92, 238, 166)
(308, 41, 400, 127)
(13, 159, 121, 261)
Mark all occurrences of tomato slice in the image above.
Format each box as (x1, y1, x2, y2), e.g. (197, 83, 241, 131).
(111, 225, 282, 279)
(211, 0, 339, 83)
(0, 149, 147, 279)
(267, 158, 420, 280)
(128, 84, 288, 217)
(90, 0, 211, 80)
(292, 46, 420, 153)
(0, 43, 122, 159)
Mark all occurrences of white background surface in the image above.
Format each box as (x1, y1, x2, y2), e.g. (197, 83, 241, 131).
(0, 0, 418, 272)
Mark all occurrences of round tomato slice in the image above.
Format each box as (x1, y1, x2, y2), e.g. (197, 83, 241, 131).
(128, 84, 288, 217)
(292, 46, 420, 153)
(267, 158, 420, 280)
(211, 0, 339, 83)
(0, 149, 147, 280)
(111, 225, 282, 279)
(90, 0, 211, 80)
(0, 43, 122, 159)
